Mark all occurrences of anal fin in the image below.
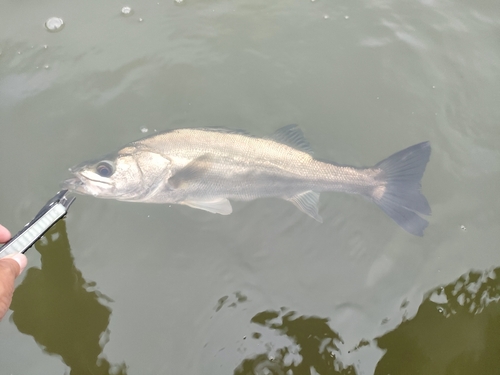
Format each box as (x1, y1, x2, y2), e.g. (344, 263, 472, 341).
(286, 191, 323, 222)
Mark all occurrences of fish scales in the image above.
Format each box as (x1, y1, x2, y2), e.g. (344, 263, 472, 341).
(140, 129, 366, 195)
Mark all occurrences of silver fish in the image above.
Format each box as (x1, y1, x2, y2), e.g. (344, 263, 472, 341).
(62, 125, 431, 235)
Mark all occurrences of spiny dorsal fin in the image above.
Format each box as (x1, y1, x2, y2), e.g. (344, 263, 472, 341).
(198, 127, 252, 136)
(286, 191, 323, 222)
(168, 154, 213, 189)
(269, 124, 314, 154)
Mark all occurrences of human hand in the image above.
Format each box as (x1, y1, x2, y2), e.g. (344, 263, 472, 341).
(0, 225, 28, 320)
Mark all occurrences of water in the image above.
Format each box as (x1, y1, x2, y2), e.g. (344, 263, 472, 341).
(1, 0, 499, 374)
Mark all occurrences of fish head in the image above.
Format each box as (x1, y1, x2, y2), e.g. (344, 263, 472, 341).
(62, 146, 173, 201)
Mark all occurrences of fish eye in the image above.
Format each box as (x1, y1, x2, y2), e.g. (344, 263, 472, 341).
(96, 161, 115, 177)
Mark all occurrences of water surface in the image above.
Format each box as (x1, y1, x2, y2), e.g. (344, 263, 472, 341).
(1, 0, 499, 374)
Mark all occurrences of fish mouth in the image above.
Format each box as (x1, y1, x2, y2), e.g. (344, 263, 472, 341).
(61, 172, 113, 196)
(61, 176, 86, 192)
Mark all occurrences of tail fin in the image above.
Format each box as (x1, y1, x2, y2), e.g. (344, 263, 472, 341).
(371, 142, 431, 236)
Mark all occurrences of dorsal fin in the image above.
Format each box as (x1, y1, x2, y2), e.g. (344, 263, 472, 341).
(269, 124, 314, 154)
(198, 127, 252, 136)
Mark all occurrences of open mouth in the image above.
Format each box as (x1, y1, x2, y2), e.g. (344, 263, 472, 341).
(61, 171, 114, 197)
(61, 176, 84, 189)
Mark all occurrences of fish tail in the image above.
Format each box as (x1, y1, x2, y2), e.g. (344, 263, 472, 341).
(370, 142, 431, 236)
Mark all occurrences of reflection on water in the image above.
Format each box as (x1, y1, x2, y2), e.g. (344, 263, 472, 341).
(215, 291, 249, 311)
(234, 309, 356, 375)
(5, 224, 499, 374)
(10, 220, 127, 375)
(375, 266, 500, 375)
(235, 267, 500, 374)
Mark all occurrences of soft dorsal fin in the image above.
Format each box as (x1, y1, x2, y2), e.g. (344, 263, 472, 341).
(269, 124, 314, 154)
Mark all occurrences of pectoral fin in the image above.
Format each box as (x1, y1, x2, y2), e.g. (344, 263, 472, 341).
(168, 154, 213, 189)
(286, 191, 323, 222)
(182, 198, 233, 215)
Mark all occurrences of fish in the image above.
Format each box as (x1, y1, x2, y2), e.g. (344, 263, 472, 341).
(62, 125, 431, 235)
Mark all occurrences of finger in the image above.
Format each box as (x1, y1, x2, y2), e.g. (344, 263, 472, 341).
(3, 254, 28, 275)
(0, 225, 11, 243)
(0, 258, 21, 277)
(0, 259, 20, 320)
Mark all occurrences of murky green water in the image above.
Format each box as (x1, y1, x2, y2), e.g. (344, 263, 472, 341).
(1, 0, 499, 374)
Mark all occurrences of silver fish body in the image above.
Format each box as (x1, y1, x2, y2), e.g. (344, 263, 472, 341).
(63, 125, 431, 235)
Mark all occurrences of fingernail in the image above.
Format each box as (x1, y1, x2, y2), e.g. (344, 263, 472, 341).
(11, 253, 28, 274)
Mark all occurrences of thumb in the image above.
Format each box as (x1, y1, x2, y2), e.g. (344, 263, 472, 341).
(1, 253, 28, 275)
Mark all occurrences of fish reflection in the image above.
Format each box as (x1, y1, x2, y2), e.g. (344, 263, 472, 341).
(10, 220, 127, 375)
(234, 309, 356, 375)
